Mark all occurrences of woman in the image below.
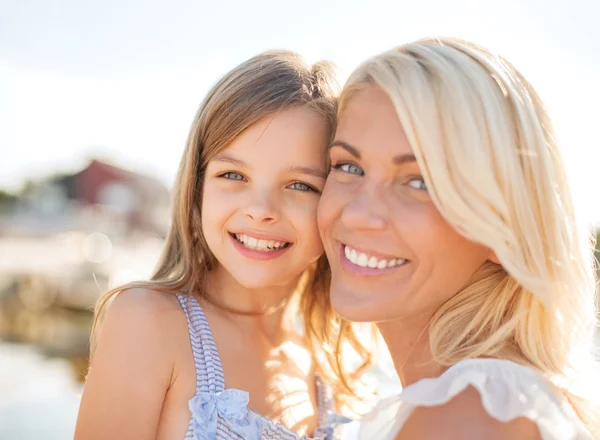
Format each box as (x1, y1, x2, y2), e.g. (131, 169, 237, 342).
(318, 38, 599, 439)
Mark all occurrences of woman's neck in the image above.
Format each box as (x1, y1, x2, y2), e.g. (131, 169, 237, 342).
(378, 314, 444, 387)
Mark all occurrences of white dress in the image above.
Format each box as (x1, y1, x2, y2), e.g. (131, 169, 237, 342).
(343, 358, 593, 440)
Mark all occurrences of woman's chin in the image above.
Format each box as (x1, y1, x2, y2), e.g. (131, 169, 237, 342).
(330, 288, 384, 323)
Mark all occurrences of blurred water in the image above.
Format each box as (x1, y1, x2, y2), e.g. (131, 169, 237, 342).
(0, 343, 81, 440)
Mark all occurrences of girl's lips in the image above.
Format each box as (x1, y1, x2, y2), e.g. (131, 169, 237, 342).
(229, 229, 292, 244)
(229, 233, 292, 261)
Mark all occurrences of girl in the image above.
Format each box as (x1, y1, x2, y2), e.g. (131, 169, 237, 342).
(318, 38, 599, 439)
(75, 51, 372, 440)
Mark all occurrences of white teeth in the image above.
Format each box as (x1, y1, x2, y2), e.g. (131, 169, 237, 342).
(344, 245, 406, 270)
(234, 234, 288, 252)
(357, 253, 369, 267)
(367, 256, 378, 268)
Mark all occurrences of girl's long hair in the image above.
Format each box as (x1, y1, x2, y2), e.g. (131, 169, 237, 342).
(91, 50, 375, 413)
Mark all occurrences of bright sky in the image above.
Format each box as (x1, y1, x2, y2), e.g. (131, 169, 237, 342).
(1, 0, 599, 224)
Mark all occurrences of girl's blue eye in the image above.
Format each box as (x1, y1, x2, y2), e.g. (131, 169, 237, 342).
(220, 172, 245, 181)
(408, 178, 427, 191)
(333, 163, 364, 176)
(288, 182, 316, 192)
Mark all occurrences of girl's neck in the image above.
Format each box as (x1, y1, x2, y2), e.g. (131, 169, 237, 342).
(201, 265, 301, 340)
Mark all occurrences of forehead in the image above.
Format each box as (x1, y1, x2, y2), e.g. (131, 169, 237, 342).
(225, 106, 329, 163)
(336, 86, 413, 158)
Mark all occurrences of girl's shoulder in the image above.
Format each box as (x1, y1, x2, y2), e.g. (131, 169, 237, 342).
(344, 358, 592, 440)
(112, 286, 183, 312)
(94, 287, 188, 373)
(76, 288, 189, 438)
(102, 287, 186, 344)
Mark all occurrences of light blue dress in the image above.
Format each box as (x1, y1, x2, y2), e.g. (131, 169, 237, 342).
(176, 294, 350, 440)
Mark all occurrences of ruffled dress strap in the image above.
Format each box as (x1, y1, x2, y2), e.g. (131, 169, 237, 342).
(176, 293, 225, 394)
(348, 358, 592, 440)
(176, 293, 351, 440)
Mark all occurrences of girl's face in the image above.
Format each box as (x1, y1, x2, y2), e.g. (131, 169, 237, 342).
(318, 86, 492, 323)
(202, 106, 329, 289)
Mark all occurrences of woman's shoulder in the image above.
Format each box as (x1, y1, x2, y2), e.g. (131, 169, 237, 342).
(346, 358, 591, 440)
(396, 385, 541, 440)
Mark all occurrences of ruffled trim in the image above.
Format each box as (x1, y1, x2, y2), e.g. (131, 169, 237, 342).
(355, 359, 592, 440)
(189, 389, 352, 440)
(189, 389, 264, 440)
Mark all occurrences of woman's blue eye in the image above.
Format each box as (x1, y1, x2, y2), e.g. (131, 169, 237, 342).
(288, 182, 316, 192)
(408, 178, 427, 191)
(334, 163, 364, 176)
(220, 172, 245, 181)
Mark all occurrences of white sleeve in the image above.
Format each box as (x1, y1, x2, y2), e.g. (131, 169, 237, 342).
(345, 359, 592, 440)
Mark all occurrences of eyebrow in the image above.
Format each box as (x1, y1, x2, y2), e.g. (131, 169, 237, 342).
(212, 154, 246, 167)
(392, 153, 417, 165)
(212, 154, 326, 179)
(287, 166, 327, 179)
(330, 141, 360, 158)
(330, 140, 417, 166)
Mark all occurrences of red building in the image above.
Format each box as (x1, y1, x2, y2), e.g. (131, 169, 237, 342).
(55, 159, 171, 235)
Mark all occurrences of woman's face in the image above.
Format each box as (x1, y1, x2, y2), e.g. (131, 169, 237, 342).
(318, 86, 492, 323)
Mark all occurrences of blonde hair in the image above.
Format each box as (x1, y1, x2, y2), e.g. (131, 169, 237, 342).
(340, 37, 599, 432)
(91, 50, 374, 412)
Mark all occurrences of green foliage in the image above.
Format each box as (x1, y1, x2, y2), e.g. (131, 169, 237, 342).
(0, 189, 18, 212)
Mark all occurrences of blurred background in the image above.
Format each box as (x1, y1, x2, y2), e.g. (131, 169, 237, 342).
(0, 0, 599, 438)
